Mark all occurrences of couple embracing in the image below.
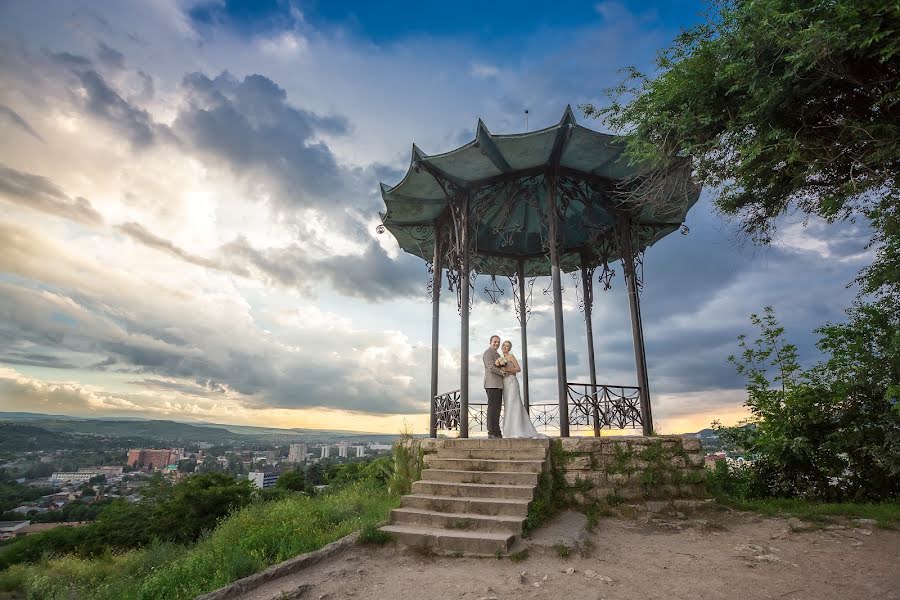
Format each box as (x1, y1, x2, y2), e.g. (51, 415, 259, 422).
(482, 335, 545, 439)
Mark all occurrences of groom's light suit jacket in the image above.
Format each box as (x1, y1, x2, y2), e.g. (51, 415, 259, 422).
(483, 348, 504, 389)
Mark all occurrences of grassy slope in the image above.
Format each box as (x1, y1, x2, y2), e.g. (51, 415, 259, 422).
(719, 497, 900, 529)
(0, 481, 398, 600)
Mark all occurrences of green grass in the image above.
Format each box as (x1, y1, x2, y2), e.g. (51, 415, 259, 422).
(1, 481, 398, 600)
(719, 497, 900, 529)
(509, 549, 529, 562)
(552, 542, 572, 558)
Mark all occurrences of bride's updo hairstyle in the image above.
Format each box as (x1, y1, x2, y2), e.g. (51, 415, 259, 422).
(502, 340, 512, 352)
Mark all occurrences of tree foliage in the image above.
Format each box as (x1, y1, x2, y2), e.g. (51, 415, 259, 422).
(585, 0, 900, 245)
(717, 307, 899, 501)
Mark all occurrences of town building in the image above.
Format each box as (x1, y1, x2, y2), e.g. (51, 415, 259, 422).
(0, 521, 29, 541)
(287, 443, 308, 463)
(78, 466, 124, 477)
(320, 445, 330, 459)
(51, 472, 102, 484)
(248, 471, 280, 489)
(337, 442, 349, 458)
(126, 448, 180, 471)
(368, 443, 393, 452)
(353, 446, 366, 458)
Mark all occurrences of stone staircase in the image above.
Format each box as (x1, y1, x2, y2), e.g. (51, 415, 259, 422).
(380, 438, 550, 555)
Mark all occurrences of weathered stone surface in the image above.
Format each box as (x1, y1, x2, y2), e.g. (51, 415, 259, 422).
(559, 438, 603, 453)
(608, 473, 631, 485)
(681, 437, 702, 451)
(670, 456, 686, 468)
(566, 455, 592, 470)
(418, 438, 443, 452)
(615, 486, 644, 500)
(587, 487, 614, 500)
(686, 453, 705, 466)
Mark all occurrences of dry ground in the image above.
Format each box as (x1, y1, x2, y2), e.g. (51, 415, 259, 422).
(239, 506, 900, 600)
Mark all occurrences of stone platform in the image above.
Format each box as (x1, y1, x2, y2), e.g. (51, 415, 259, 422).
(380, 438, 550, 556)
(381, 435, 706, 556)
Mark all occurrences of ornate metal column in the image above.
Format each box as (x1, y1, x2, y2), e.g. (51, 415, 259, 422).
(429, 230, 442, 438)
(458, 194, 471, 439)
(580, 253, 601, 436)
(547, 176, 570, 437)
(516, 259, 530, 413)
(618, 214, 653, 436)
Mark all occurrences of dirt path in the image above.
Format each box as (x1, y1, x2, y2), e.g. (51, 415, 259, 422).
(238, 507, 900, 600)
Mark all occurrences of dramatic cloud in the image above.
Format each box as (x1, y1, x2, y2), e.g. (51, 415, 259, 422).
(0, 105, 43, 141)
(0, 163, 103, 225)
(0, 1, 875, 433)
(174, 71, 347, 206)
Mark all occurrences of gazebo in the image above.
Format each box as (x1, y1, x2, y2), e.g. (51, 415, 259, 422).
(378, 107, 700, 438)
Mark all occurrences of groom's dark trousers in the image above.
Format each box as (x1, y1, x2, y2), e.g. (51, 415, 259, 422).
(485, 388, 503, 438)
(483, 347, 505, 437)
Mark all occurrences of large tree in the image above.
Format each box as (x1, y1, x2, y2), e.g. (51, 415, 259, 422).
(585, 0, 899, 256)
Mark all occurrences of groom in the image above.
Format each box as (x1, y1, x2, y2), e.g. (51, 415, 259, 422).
(482, 335, 506, 438)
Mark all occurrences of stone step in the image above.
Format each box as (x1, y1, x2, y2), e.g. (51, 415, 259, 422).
(421, 468, 539, 486)
(402, 494, 530, 517)
(412, 480, 535, 500)
(439, 438, 551, 449)
(389, 507, 525, 534)
(379, 525, 513, 556)
(435, 447, 548, 460)
(424, 457, 546, 473)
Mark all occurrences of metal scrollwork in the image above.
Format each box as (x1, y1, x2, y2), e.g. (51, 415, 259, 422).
(578, 266, 595, 314)
(483, 274, 504, 304)
(435, 381, 643, 433)
(508, 274, 536, 325)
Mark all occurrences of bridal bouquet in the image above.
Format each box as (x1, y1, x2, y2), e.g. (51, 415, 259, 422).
(495, 357, 509, 368)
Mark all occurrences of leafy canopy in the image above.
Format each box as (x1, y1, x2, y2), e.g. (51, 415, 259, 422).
(585, 0, 900, 244)
(716, 306, 899, 501)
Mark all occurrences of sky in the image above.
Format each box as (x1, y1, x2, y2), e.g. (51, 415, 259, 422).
(0, 1, 873, 435)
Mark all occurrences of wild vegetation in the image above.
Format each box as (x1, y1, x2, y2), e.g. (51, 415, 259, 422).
(584, 0, 899, 507)
(0, 453, 403, 599)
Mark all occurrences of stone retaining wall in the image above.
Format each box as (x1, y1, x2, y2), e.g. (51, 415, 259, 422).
(558, 435, 706, 502)
(405, 435, 707, 504)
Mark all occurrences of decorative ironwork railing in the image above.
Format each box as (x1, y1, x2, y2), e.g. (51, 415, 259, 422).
(433, 383, 643, 434)
(566, 382, 643, 430)
(434, 389, 461, 430)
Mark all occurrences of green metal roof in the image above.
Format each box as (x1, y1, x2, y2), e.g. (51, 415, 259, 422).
(379, 106, 701, 277)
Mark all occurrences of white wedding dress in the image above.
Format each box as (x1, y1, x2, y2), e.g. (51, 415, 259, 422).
(501, 366, 546, 439)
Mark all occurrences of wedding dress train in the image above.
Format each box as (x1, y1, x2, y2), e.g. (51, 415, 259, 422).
(501, 374, 546, 438)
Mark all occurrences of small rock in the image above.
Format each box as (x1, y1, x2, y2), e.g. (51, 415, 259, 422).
(598, 575, 613, 583)
(735, 544, 766, 554)
(518, 571, 527, 583)
(564, 567, 576, 575)
(853, 518, 878, 526)
(318, 594, 331, 600)
(755, 554, 781, 562)
(854, 528, 872, 536)
(585, 570, 597, 578)
(542, 575, 550, 581)
(533, 582, 542, 588)
(485, 587, 494, 593)
(851, 541, 863, 547)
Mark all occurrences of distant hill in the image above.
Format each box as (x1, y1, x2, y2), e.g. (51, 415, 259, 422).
(0, 413, 401, 444)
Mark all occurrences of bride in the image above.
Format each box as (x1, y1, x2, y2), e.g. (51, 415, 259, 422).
(499, 340, 546, 438)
